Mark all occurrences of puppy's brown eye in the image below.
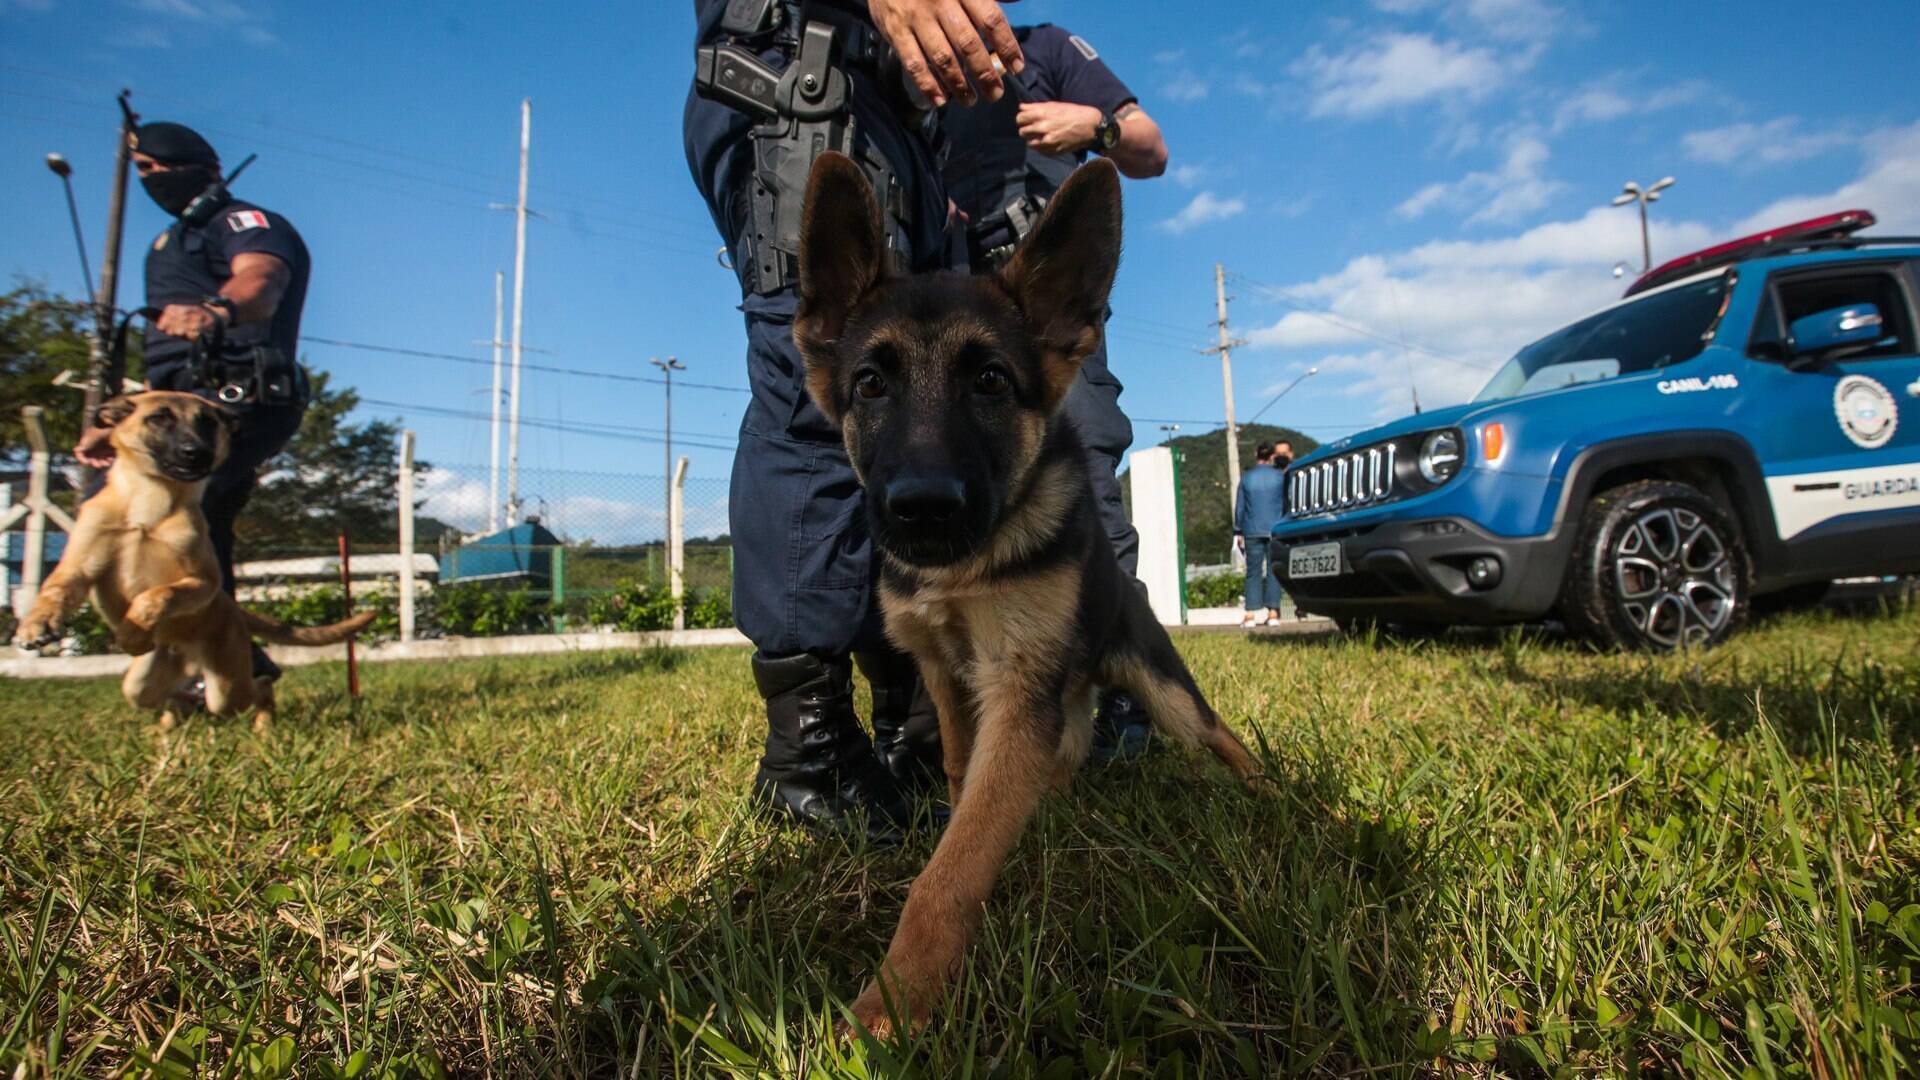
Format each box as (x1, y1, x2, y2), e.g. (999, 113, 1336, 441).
(855, 371, 888, 399)
(145, 411, 173, 426)
(973, 367, 1011, 396)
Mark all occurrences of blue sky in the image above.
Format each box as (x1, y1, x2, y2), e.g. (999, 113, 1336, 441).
(5, 0, 1917, 541)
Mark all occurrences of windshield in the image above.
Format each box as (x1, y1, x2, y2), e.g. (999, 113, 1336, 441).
(1473, 273, 1730, 403)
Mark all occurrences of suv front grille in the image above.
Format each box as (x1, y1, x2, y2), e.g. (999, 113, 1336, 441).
(1290, 442, 1397, 515)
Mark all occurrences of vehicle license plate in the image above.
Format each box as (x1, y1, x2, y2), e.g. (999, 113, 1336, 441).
(1287, 542, 1342, 579)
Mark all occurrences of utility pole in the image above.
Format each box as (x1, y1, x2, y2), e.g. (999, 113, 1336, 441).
(506, 99, 531, 526)
(651, 356, 685, 567)
(487, 269, 504, 533)
(72, 91, 137, 486)
(1205, 263, 1248, 568)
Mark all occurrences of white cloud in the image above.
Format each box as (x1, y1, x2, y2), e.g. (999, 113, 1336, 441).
(1243, 204, 1725, 420)
(1159, 74, 1210, 103)
(1368, 0, 1565, 41)
(1170, 163, 1209, 188)
(416, 468, 492, 534)
(1396, 135, 1563, 225)
(1292, 32, 1516, 118)
(1550, 80, 1707, 133)
(127, 0, 276, 44)
(1158, 191, 1246, 235)
(1732, 120, 1920, 234)
(1682, 116, 1854, 167)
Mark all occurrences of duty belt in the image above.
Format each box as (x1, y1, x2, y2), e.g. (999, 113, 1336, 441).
(968, 192, 1048, 271)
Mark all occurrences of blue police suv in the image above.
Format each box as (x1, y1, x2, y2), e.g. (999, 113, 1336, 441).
(1271, 209, 1920, 650)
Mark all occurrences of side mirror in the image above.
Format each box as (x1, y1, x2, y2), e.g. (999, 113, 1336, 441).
(1788, 303, 1884, 368)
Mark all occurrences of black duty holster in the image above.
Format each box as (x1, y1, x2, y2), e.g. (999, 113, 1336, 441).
(694, 0, 915, 294)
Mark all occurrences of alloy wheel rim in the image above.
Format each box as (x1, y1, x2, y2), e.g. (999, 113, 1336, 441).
(1612, 506, 1736, 648)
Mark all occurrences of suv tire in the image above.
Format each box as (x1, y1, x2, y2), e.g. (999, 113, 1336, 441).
(1562, 479, 1750, 651)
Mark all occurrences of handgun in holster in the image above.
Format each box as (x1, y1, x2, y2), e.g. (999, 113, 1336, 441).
(694, 0, 913, 295)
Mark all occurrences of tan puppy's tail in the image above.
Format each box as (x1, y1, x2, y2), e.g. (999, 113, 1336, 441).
(242, 608, 376, 646)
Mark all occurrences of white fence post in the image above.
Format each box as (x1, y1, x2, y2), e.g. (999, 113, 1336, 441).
(670, 455, 688, 631)
(9, 407, 77, 618)
(1129, 446, 1187, 626)
(397, 429, 416, 642)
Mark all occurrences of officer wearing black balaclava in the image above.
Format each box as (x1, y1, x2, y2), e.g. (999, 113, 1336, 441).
(74, 119, 312, 693)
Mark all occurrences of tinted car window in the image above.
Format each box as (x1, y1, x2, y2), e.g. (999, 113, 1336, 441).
(1475, 274, 1729, 403)
(1772, 270, 1915, 360)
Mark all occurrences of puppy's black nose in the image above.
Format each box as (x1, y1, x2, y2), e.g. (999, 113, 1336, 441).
(885, 475, 966, 524)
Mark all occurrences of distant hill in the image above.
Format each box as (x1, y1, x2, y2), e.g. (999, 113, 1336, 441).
(1119, 422, 1319, 566)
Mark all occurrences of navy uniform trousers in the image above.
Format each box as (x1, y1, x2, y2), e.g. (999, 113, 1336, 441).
(684, 66, 948, 659)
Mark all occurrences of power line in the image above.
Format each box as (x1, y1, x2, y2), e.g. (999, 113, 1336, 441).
(1223, 270, 1494, 371)
(1, 78, 723, 251)
(357, 397, 738, 450)
(303, 335, 751, 393)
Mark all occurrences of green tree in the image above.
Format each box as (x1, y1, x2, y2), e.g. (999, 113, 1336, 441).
(0, 283, 105, 460)
(1119, 422, 1320, 566)
(238, 370, 429, 555)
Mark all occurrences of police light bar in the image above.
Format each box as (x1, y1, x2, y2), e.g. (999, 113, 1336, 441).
(1624, 209, 1877, 297)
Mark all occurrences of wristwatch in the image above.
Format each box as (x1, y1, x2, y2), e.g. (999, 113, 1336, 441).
(1092, 111, 1121, 153)
(201, 295, 236, 323)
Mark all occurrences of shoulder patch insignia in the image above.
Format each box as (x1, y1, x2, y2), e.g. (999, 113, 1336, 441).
(1069, 34, 1098, 61)
(153, 230, 169, 252)
(227, 210, 270, 232)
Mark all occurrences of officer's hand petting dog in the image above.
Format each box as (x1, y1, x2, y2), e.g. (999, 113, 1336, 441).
(868, 0, 1024, 107)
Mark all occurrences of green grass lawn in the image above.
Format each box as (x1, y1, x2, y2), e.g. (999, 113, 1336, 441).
(3, 609, 1918, 1077)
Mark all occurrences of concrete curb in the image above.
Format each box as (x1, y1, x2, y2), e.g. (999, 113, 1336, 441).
(3, 627, 751, 681)
(3, 613, 1339, 681)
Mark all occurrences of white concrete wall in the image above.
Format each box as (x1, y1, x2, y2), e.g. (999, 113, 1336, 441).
(1129, 446, 1185, 625)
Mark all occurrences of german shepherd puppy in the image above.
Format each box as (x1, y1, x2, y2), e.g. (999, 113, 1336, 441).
(13, 391, 373, 728)
(793, 152, 1260, 1036)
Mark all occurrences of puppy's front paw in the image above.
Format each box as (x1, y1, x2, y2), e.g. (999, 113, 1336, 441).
(125, 590, 167, 630)
(841, 981, 927, 1042)
(12, 617, 59, 651)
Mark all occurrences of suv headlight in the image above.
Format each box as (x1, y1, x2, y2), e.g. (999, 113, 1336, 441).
(1417, 429, 1464, 484)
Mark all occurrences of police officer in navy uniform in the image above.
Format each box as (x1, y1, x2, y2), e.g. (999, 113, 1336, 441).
(74, 121, 311, 686)
(942, 22, 1168, 756)
(686, 0, 1026, 840)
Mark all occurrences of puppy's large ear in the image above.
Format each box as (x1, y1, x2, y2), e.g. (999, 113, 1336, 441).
(998, 158, 1123, 409)
(795, 152, 888, 425)
(94, 395, 138, 428)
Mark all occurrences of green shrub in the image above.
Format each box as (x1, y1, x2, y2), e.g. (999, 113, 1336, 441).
(584, 580, 679, 632)
(431, 582, 550, 637)
(583, 581, 735, 631)
(1185, 569, 1243, 609)
(687, 587, 734, 629)
(252, 582, 405, 641)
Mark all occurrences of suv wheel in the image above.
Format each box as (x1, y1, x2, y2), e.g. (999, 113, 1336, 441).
(1562, 480, 1750, 651)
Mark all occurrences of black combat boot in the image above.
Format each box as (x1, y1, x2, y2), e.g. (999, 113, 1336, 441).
(854, 649, 945, 798)
(751, 651, 913, 845)
(1090, 687, 1154, 764)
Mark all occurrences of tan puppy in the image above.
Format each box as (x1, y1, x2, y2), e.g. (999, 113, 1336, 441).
(13, 391, 373, 727)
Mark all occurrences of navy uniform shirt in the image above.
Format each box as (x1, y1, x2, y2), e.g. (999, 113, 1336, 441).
(940, 23, 1136, 226)
(143, 197, 310, 370)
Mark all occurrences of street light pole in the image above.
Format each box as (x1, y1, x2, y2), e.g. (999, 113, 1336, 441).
(1246, 366, 1319, 426)
(650, 355, 685, 571)
(1612, 176, 1675, 273)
